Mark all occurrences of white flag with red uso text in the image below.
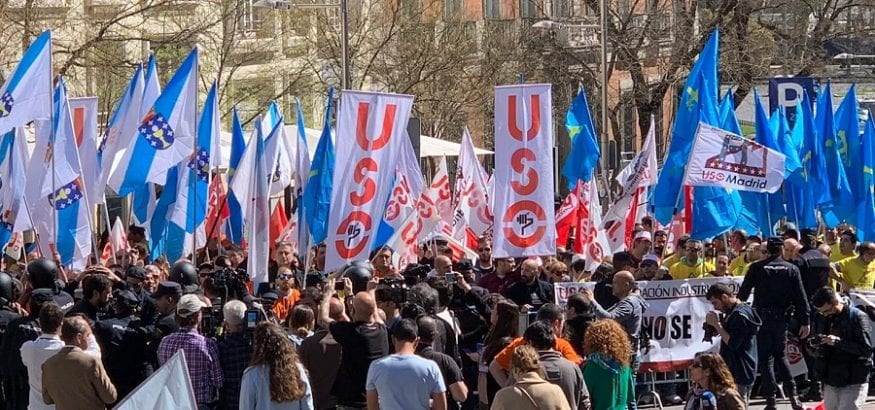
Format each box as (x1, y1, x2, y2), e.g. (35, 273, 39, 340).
(452, 128, 492, 241)
(684, 123, 785, 193)
(325, 91, 413, 272)
(573, 180, 609, 271)
(616, 115, 658, 194)
(492, 84, 556, 257)
(429, 156, 454, 225)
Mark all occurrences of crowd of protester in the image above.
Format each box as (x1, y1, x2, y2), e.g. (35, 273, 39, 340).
(0, 219, 873, 409)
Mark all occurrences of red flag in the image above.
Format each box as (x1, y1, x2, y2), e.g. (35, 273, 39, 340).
(205, 176, 230, 239)
(623, 188, 643, 249)
(101, 217, 129, 265)
(269, 202, 289, 245)
(555, 184, 581, 249)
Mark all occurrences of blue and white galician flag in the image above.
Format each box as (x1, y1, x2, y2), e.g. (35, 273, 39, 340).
(97, 64, 144, 204)
(45, 78, 93, 269)
(133, 55, 161, 231)
(231, 119, 277, 219)
(69, 97, 101, 205)
(168, 81, 220, 256)
(246, 117, 271, 285)
(109, 47, 198, 196)
(0, 128, 27, 246)
(0, 30, 52, 136)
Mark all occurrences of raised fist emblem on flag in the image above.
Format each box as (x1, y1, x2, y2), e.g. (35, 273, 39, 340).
(139, 111, 175, 150)
(48, 179, 84, 210)
(188, 148, 210, 182)
(503, 200, 547, 248)
(0, 91, 13, 118)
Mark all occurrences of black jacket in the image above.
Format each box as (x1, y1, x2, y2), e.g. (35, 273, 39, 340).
(504, 279, 554, 310)
(812, 304, 873, 387)
(798, 248, 831, 299)
(738, 255, 810, 325)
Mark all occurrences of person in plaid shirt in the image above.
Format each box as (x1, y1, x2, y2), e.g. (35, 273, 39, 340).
(158, 294, 223, 409)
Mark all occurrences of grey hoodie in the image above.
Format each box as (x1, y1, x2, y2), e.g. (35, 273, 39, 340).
(590, 293, 649, 352)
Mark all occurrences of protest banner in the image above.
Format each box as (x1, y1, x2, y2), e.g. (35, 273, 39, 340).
(492, 84, 556, 257)
(684, 123, 786, 193)
(555, 277, 807, 374)
(325, 91, 414, 272)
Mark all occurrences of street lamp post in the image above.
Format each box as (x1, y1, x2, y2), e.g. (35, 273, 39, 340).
(253, 0, 351, 89)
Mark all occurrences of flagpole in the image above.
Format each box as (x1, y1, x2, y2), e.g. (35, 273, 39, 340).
(663, 123, 701, 256)
(102, 203, 118, 265)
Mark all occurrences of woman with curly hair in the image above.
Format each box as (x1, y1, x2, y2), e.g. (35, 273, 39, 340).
(686, 353, 744, 410)
(240, 322, 313, 409)
(582, 320, 635, 410)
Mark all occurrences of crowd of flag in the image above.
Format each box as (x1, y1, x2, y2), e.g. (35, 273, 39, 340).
(0, 28, 873, 276)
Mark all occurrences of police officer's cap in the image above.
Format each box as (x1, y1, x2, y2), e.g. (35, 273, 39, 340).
(115, 289, 140, 308)
(153, 281, 183, 299)
(27, 258, 59, 289)
(126, 266, 147, 280)
(766, 237, 785, 253)
(31, 288, 55, 303)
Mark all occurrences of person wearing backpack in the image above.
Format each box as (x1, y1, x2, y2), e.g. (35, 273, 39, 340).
(809, 287, 873, 410)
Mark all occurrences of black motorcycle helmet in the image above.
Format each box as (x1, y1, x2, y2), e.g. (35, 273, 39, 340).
(27, 258, 59, 290)
(169, 261, 200, 293)
(342, 262, 373, 294)
(0, 272, 15, 305)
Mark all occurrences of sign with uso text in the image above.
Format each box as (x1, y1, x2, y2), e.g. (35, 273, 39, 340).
(555, 278, 745, 371)
(685, 123, 785, 193)
(325, 91, 414, 272)
(492, 84, 556, 257)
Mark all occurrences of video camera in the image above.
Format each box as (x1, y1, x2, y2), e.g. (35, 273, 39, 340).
(210, 267, 250, 301)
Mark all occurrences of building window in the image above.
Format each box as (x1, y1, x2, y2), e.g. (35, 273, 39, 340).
(520, 0, 535, 18)
(553, 0, 570, 18)
(445, 0, 462, 19)
(484, 0, 500, 19)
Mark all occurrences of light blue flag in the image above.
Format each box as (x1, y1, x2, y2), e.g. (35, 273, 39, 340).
(690, 78, 741, 240)
(0, 129, 25, 246)
(816, 82, 854, 226)
(652, 30, 720, 224)
(561, 85, 600, 188)
(752, 91, 784, 230)
(149, 166, 179, 259)
(718, 90, 743, 135)
(225, 108, 246, 245)
(835, 84, 862, 198)
(302, 88, 335, 244)
(791, 92, 821, 228)
(857, 112, 875, 241)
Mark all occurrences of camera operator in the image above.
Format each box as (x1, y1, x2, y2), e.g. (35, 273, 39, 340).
(375, 277, 406, 333)
(704, 283, 761, 404)
(809, 286, 873, 410)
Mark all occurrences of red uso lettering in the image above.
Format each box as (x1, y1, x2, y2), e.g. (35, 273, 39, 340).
(510, 148, 538, 195)
(507, 95, 541, 141)
(356, 103, 397, 150)
(334, 211, 372, 259)
(350, 158, 378, 205)
(502, 200, 547, 248)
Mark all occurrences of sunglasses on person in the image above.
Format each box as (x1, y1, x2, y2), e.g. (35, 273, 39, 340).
(479, 247, 491, 252)
(278, 273, 293, 281)
(686, 247, 703, 252)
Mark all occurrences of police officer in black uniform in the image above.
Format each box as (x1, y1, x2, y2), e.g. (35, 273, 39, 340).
(797, 229, 832, 401)
(737, 237, 810, 410)
(0, 289, 54, 410)
(125, 266, 158, 326)
(94, 289, 152, 400)
(145, 281, 182, 369)
(0, 272, 22, 410)
(26, 258, 74, 312)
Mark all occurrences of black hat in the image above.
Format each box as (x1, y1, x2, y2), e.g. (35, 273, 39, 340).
(169, 261, 200, 293)
(115, 289, 140, 308)
(152, 281, 183, 299)
(31, 288, 55, 303)
(126, 266, 147, 280)
(454, 259, 474, 272)
(261, 291, 278, 301)
(766, 237, 785, 252)
(27, 258, 59, 289)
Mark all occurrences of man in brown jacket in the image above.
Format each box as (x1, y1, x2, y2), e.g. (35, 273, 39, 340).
(41, 316, 117, 410)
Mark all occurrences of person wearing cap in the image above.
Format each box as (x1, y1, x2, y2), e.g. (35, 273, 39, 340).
(146, 281, 183, 369)
(637, 254, 668, 281)
(126, 266, 158, 326)
(668, 240, 715, 279)
(1, 288, 56, 410)
(158, 294, 223, 408)
(93, 289, 152, 400)
(737, 236, 810, 410)
(612, 231, 652, 273)
(831, 241, 875, 291)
